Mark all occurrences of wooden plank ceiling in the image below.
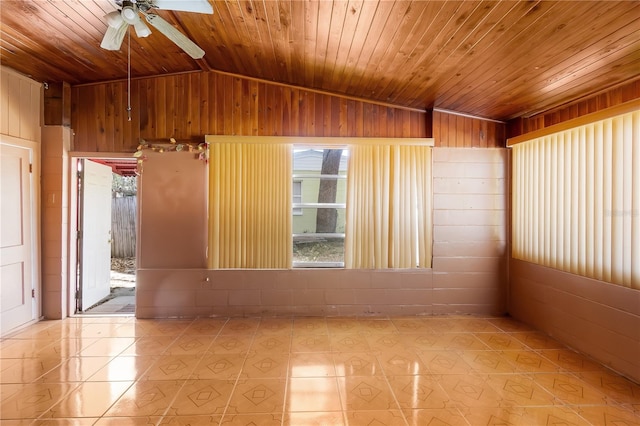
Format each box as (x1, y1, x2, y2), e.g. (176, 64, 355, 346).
(1, 0, 639, 121)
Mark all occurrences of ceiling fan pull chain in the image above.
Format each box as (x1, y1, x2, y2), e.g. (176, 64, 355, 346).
(127, 27, 132, 122)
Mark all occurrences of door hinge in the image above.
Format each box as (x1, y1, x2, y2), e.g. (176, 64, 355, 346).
(31, 289, 35, 298)
(29, 163, 33, 173)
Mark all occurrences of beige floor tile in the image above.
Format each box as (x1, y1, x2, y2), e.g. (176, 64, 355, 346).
(474, 332, 530, 350)
(391, 318, 434, 334)
(403, 408, 468, 426)
(539, 349, 607, 373)
(256, 318, 293, 335)
(250, 333, 292, 353)
(78, 337, 136, 357)
(289, 352, 336, 377)
(1, 383, 27, 407)
(165, 379, 235, 416)
(357, 319, 399, 334)
(142, 321, 192, 337)
(159, 415, 222, 425)
(344, 410, 406, 425)
(0, 339, 60, 358)
(437, 374, 503, 408)
(333, 352, 383, 377)
(219, 318, 260, 335)
(209, 335, 254, 355)
(500, 349, 563, 373)
(226, 378, 286, 415)
(182, 319, 227, 335)
(329, 334, 371, 352)
(533, 372, 610, 406)
(120, 336, 177, 356)
(446, 318, 502, 333)
(337, 376, 399, 411)
(164, 336, 214, 356)
(1, 357, 63, 384)
(432, 333, 490, 351)
(326, 318, 363, 335)
(104, 380, 184, 417)
(575, 370, 640, 406)
(41, 381, 132, 418)
(94, 416, 161, 425)
(141, 355, 202, 381)
(458, 350, 518, 374)
(286, 377, 342, 412)
(33, 419, 99, 425)
(292, 318, 328, 335)
(377, 349, 429, 376)
(0, 382, 78, 420)
(502, 406, 585, 426)
(76, 323, 123, 338)
(419, 350, 474, 375)
(393, 333, 442, 351)
(510, 332, 566, 350)
(190, 353, 245, 380)
(284, 411, 345, 425)
(485, 374, 560, 407)
(366, 334, 406, 352)
(239, 352, 290, 379)
(37, 356, 111, 383)
(220, 413, 283, 425)
(488, 318, 536, 333)
(387, 375, 450, 409)
(575, 405, 640, 425)
(421, 318, 462, 333)
(87, 355, 158, 382)
(37, 338, 100, 359)
(291, 334, 331, 353)
(0, 420, 34, 426)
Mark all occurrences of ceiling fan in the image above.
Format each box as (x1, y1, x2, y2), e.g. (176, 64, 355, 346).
(100, 0, 213, 59)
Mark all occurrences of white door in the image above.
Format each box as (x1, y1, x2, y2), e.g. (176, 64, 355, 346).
(0, 143, 34, 334)
(79, 160, 112, 311)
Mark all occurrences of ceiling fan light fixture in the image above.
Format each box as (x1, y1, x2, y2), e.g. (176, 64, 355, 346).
(121, 1, 139, 24)
(104, 11, 124, 28)
(133, 20, 152, 38)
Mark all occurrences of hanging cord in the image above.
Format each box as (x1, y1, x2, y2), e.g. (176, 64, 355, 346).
(127, 27, 132, 121)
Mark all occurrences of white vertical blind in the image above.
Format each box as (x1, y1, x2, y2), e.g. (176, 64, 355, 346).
(208, 142, 292, 268)
(345, 144, 432, 269)
(512, 110, 639, 289)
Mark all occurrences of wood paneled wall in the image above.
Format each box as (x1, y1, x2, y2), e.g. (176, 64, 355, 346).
(432, 110, 505, 148)
(508, 78, 640, 137)
(71, 71, 428, 152)
(0, 66, 42, 142)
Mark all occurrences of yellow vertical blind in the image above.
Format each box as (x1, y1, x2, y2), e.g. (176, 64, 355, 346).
(512, 110, 639, 289)
(345, 144, 432, 269)
(208, 142, 292, 268)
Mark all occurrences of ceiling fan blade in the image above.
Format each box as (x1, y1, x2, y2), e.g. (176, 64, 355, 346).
(143, 13, 205, 59)
(100, 20, 128, 51)
(150, 0, 213, 14)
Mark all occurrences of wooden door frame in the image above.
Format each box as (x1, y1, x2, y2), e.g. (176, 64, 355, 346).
(67, 152, 138, 316)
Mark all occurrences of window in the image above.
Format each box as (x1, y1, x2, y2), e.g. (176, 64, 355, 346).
(512, 109, 639, 289)
(292, 148, 348, 268)
(207, 135, 434, 270)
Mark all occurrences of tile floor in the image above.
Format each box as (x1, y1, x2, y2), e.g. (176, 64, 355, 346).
(1, 315, 639, 425)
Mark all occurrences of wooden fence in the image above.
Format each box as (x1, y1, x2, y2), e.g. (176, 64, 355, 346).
(111, 196, 136, 258)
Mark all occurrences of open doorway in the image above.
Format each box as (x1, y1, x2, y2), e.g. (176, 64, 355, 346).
(75, 158, 138, 315)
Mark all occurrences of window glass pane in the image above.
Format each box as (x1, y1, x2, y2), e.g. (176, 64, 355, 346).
(293, 148, 348, 267)
(293, 180, 302, 215)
